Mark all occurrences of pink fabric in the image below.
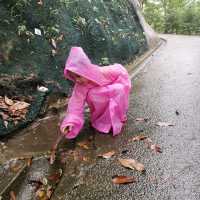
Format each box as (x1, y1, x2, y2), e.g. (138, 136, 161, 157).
(60, 47, 131, 139)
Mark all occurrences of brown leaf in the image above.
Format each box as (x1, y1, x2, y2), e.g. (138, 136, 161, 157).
(10, 162, 23, 173)
(0, 100, 9, 110)
(118, 158, 145, 172)
(26, 157, 33, 167)
(131, 135, 147, 142)
(37, 0, 43, 5)
(155, 122, 175, 127)
(0, 112, 9, 120)
(51, 39, 57, 49)
(9, 101, 30, 112)
(48, 170, 62, 184)
(77, 141, 90, 149)
(112, 175, 136, 184)
(51, 49, 57, 56)
(35, 188, 46, 200)
(3, 120, 8, 128)
(9, 191, 16, 200)
(57, 34, 64, 41)
(98, 151, 115, 159)
(4, 96, 14, 106)
(49, 149, 56, 165)
(46, 186, 53, 199)
(150, 144, 162, 153)
(135, 118, 148, 122)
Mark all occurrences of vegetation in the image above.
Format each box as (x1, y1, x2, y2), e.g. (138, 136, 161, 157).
(142, 0, 200, 35)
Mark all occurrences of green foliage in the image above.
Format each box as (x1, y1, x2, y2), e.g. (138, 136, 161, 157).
(143, 0, 200, 35)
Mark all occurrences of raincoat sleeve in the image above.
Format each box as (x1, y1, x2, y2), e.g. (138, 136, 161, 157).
(60, 84, 88, 139)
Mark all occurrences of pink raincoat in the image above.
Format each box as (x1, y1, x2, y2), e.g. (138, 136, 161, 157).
(60, 47, 131, 139)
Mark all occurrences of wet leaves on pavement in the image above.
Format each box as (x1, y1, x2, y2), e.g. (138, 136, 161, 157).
(130, 135, 147, 142)
(155, 122, 175, 127)
(144, 139, 162, 153)
(9, 191, 16, 200)
(135, 118, 149, 122)
(150, 144, 162, 153)
(77, 141, 90, 150)
(112, 175, 136, 184)
(0, 96, 30, 127)
(48, 169, 62, 184)
(98, 151, 115, 159)
(118, 158, 145, 172)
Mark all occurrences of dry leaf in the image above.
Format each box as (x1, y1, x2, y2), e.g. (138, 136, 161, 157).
(135, 118, 148, 122)
(3, 120, 8, 128)
(51, 49, 57, 56)
(118, 158, 145, 172)
(50, 150, 56, 165)
(51, 39, 57, 49)
(112, 175, 136, 184)
(37, 0, 43, 5)
(10, 101, 30, 112)
(10, 162, 23, 173)
(9, 191, 16, 200)
(48, 170, 62, 184)
(77, 141, 90, 149)
(131, 135, 147, 142)
(156, 122, 175, 127)
(35, 188, 46, 199)
(4, 96, 14, 106)
(0, 112, 9, 120)
(98, 151, 115, 159)
(150, 144, 162, 153)
(46, 186, 53, 199)
(26, 157, 33, 167)
(57, 34, 64, 41)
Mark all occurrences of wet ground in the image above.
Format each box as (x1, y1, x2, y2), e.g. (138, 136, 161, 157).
(1, 34, 200, 199)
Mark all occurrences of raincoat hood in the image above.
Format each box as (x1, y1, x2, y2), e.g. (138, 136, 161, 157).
(64, 47, 107, 86)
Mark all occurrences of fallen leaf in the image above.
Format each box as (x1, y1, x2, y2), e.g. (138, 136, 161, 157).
(57, 34, 64, 41)
(4, 96, 14, 106)
(46, 186, 53, 199)
(77, 141, 90, 149)
(35, 188, 46, 199)
(37, 86, 49, 93)
(135, 118, 148, 122)
(98, 151, 115, 159)
(34, 28, 42, 36)
(118, 158, 145, 172)
(3, 120, 8, 128)
(10, 162, 23, 173)
(26, 157, 33, 167)
(51, 49, 57, 56)
(131, 135, 147, 142)
(9, 191, 16, 200)
(49, 149, 56, 165)
(150, 144, 162, 153)
(51, 39, 57, 49)
(48, 170, 62, 184)
(112, 175, 136, 184)
(37, 0, 43, 5)
(9, 101, 30, 112)
(0, 112, 9, 120)
(156, 122, 175, 127)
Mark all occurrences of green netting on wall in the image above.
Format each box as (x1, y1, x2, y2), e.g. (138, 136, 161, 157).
(0, 0, 147, 137)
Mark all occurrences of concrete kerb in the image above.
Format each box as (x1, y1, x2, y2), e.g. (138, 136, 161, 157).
(127, 37, 166, 79)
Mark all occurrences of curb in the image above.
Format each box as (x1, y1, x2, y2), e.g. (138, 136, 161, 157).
(126, 37, 166, 79)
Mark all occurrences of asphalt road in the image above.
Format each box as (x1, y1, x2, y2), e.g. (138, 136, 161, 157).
(53, 34, 200, 200)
